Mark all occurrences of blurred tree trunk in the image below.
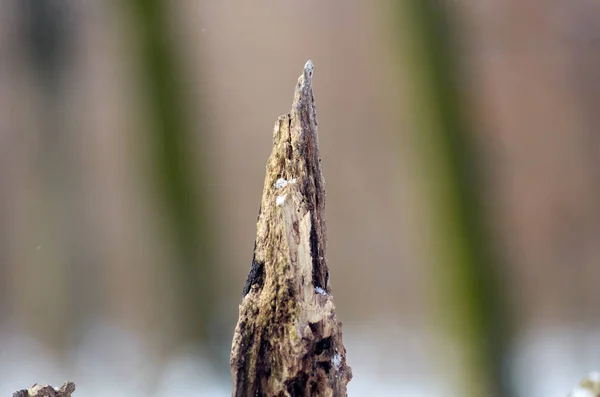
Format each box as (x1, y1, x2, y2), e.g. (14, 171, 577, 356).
(16, 0, 86, 351)
(394, 1, 514, 396)
(567, 2, 600, 323)
(127, 0, 218, 347)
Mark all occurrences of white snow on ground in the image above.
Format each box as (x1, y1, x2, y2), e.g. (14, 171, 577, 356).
(570, 387, 595, 397)
(511, 326, 600, 397)
(1, 320, 600, 396)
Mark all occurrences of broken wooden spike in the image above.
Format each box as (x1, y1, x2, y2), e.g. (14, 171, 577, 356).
(231, 60, 352, 396)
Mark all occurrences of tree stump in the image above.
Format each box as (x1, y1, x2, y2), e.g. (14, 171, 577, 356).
(230, 60, 352, 397)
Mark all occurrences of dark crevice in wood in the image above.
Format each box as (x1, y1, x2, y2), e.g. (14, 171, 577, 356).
(243, 241, 265, 297)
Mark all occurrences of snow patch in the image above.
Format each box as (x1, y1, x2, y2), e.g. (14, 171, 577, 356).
(570, 387, 595, 397)
(276, 195, 287, 206)
(333, 352, 342, 370)
(274, 178, 297, 189)
(274, 178, 287, 189)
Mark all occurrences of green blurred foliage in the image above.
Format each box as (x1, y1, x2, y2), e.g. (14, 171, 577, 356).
(128, 0, 217, 346)
(395, 1, 515, 396)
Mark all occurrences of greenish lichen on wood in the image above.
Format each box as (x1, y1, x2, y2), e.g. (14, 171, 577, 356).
(231, 61, 352, 397)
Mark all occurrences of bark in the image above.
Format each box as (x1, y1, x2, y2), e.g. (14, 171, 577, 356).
(230, 60, 352, 397)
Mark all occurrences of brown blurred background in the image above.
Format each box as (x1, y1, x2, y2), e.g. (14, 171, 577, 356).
(1, 0, 600, 396)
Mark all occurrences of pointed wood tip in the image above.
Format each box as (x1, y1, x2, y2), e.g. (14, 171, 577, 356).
(294, 60, 316, 109)
(304, 59, 314, 78)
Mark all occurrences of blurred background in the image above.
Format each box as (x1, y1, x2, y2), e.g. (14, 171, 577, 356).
(1, 0, 600, 396)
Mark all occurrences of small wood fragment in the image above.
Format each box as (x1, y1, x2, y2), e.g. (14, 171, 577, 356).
(569, 372, 600, 397)
(231, 60, 352, 396)
(13, 382, 75, 397)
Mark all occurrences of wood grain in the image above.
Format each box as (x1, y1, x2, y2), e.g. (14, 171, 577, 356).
(231, 61, 351, 397)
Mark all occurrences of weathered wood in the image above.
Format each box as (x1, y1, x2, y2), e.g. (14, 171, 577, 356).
(13, 382, 75, 397)
(231, 60, 351, 397)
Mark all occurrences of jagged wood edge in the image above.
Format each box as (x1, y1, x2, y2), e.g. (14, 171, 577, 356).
(231, 61, 351, 397)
